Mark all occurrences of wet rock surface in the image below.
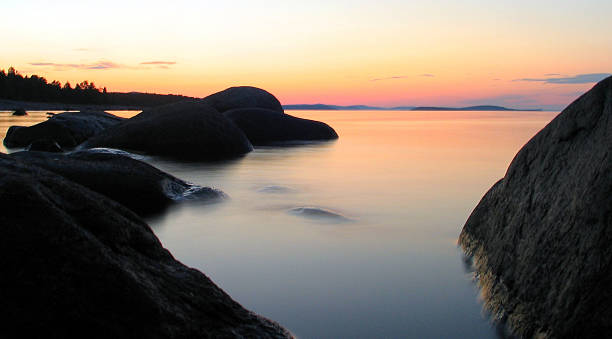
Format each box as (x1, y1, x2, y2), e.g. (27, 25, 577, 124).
(3, 110, 124, 149)
(82, 101, 253, 160)
(10, 150, 223, 215)
(0, 153, 292, 339)
(459, 77, 612, 338)
(225, 108, 338, 145)
(26, 138, 63, 152)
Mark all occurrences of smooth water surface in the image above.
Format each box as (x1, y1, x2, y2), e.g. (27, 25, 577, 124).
(0, 109, 558, 338)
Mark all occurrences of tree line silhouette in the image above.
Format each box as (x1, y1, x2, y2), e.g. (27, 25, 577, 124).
(0, 67, 193, 107)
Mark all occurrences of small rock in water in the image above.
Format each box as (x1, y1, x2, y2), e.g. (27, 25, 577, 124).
(288, 206, 353, 222)
(12, 108, 27, 116)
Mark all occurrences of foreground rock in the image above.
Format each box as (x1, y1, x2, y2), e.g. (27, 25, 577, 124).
(3, 110, 124, 149)
(225, 108, 338, 145)
(11, 150, 223, 215)
(459, 76, 612, 337)
(203, 86, 284, 113)
(82, 101, 252, 160)
(0, 153, 292, 338)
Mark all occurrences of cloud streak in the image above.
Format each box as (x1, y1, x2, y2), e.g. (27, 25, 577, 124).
(29, 61, 122, 70)
(371, 75, 409, 82)
(371, 73, 434, 82)
(140, 61, 176, 65)
(514, 73, 611, 84)
(29, 60, 177, 70)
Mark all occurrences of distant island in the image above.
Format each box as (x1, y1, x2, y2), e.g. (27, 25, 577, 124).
(283, 104, 541, 111)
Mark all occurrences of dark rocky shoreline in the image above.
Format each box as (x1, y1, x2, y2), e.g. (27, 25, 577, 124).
(0, 98, 142, 111)
(459, 76, 612, 338)
(0, 86, 342, 338)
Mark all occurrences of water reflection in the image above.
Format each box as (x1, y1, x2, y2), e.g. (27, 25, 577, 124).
(0, 109, 558, 338)
(146, 110, 557, 338)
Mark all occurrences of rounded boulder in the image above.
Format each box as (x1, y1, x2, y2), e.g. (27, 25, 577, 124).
(203, 86, 284, 113)
(3, 110, 124, 149)
(224, 107, 338, 145)
(82, 101, 253, 160)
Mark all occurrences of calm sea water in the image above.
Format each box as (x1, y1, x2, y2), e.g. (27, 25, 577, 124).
(0, 109, 558, 338)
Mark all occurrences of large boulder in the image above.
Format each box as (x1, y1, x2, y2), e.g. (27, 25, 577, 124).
(82, 101, 252, 160)
(0, 153, 291, 338)
(3, 110, 124, 149)
(459, 76, 612, 338)
(10, 150, 223, 215)
(203, 86, 284, 113)
(224, 108, 338, 145)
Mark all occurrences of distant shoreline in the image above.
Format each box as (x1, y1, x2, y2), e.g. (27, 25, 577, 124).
(0, 99, 142, 111)
(283, 104, 543, 112)
(0, 98, 542, 112)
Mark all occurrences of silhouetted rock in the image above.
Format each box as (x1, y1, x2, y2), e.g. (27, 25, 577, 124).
(3, 110, 124, 148)
(11, 150, 224, 215)
(224, 108, 338, 145)
(12, 108, 27, 116)
(459, 76, 612, 338)
(82, 101, 252, 160)
(0, 153, 292, 338)
(203, 86, 284, 113)
(26, 138, 63, 153)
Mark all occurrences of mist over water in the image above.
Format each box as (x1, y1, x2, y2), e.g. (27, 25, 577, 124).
(1, 109, 557, 338)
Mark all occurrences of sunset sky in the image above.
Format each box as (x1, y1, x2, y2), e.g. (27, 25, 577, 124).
(2, 0, 611, 110)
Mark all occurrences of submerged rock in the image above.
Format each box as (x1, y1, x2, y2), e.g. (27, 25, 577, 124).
(203, 86, 284, 113)
(3, 110, 124, 149)
(0, 153, 291, 338)
(82, 101, 252, 160)
(257, 185, 295, 194)
(288, 206, 352, 222)
(459, 76, 612, 338)
(224, 108, 338, 145)
(11, 150, 223, 215)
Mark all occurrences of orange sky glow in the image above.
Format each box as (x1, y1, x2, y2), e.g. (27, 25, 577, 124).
(2, 0, 611, 110)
